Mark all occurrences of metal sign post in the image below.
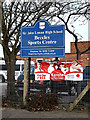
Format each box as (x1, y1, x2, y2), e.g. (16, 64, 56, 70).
(21, 19, 65, 102)
(28, 57, 31, 99)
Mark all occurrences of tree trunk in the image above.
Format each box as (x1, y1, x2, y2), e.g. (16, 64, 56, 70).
(4, 51, 16, 100)
(74, 38, 81, 96)
(6, 58, 16, 98)
(77, 51, 81, 60)
(77, 51, 81, 96)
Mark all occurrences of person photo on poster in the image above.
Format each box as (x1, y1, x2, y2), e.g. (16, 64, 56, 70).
(59, 63, 69, 74)
(35, 62, 43, 72)
(70, 60, 83, 72)
(48, 63, 55, 73)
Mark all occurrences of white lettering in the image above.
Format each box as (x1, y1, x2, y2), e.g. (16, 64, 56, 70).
(42, 40, 56, 45)
(34, 35, 50, 40)
(45, 31, 52, 34)
(53, 30, 63, 33)
(28, 32, 34, 34)
(35, 31, 44, 34)
(28, 41, 41, 45)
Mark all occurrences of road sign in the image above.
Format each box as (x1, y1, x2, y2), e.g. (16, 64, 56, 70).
(21, 19, 65, 58)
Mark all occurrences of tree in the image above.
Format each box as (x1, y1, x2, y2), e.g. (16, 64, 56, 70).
(49, 1, 90, 95)
(1, 0, 90, 99)
(1, 1, 52, 99)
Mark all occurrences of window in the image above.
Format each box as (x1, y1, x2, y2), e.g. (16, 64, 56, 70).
(22, 65, 35, 75)
(36, 59, 43, 63)
(44, 59, 50, 61)
(30, 65, 35, 74)
(0, 65, 7, 70)
(84, 66, 90, 75)
(22, 64, 24, 70)
(52, 58, 60, 61)
(15, 65, 20, 71)
(0, 64, 20, 71)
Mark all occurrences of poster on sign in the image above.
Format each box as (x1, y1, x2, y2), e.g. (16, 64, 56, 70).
(35, 60, 83, 81)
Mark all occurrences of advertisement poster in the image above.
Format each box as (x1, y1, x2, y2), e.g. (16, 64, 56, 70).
(35, 60, 83, 81)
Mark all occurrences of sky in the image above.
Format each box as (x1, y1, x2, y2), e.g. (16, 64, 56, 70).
(65, 21, 88, 53)
(0, 20, 88, 58)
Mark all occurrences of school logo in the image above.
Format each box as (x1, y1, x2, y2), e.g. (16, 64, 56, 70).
(39, 22, 45, 29)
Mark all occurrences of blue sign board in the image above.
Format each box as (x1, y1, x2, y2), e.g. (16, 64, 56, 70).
(21, 20, 65, 58)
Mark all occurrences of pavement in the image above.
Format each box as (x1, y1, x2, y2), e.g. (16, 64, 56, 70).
(0, 83, 7, 97)
(1, 107, 89, 119)
(0, 83, 90, 119)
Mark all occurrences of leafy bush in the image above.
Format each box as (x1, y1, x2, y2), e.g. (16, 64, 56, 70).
(25, 93, 58, 111)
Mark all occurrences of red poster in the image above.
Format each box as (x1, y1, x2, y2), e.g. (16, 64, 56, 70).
(35, 60, 83, 81)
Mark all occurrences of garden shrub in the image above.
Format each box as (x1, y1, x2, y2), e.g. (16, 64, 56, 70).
(25, 93, 58, 111)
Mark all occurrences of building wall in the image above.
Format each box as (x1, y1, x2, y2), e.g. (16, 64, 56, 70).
(16, 53, 89, 69)
(71, 41, 90, 53)
(60, 53, 90, 68)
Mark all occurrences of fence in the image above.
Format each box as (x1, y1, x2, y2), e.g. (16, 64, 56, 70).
(1, 60, 90, 112)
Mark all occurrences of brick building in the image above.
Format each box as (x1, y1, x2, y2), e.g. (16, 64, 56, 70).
(16, 41, 90, 69)
(71, 41, 90, 53)
(60, 41, 90, 68)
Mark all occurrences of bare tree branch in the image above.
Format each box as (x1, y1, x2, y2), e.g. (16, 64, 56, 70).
(80, 47, 90, 55)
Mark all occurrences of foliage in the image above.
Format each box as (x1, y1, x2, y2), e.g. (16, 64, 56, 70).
(1, 1, 52, 98)
(2, 93, 58, 111)
(2, 96, 23, 108)
(1, 0, 90, 98)
(25, 93, 58, 111)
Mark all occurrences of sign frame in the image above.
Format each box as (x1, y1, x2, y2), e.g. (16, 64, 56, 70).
(21, 19, 65, 58)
